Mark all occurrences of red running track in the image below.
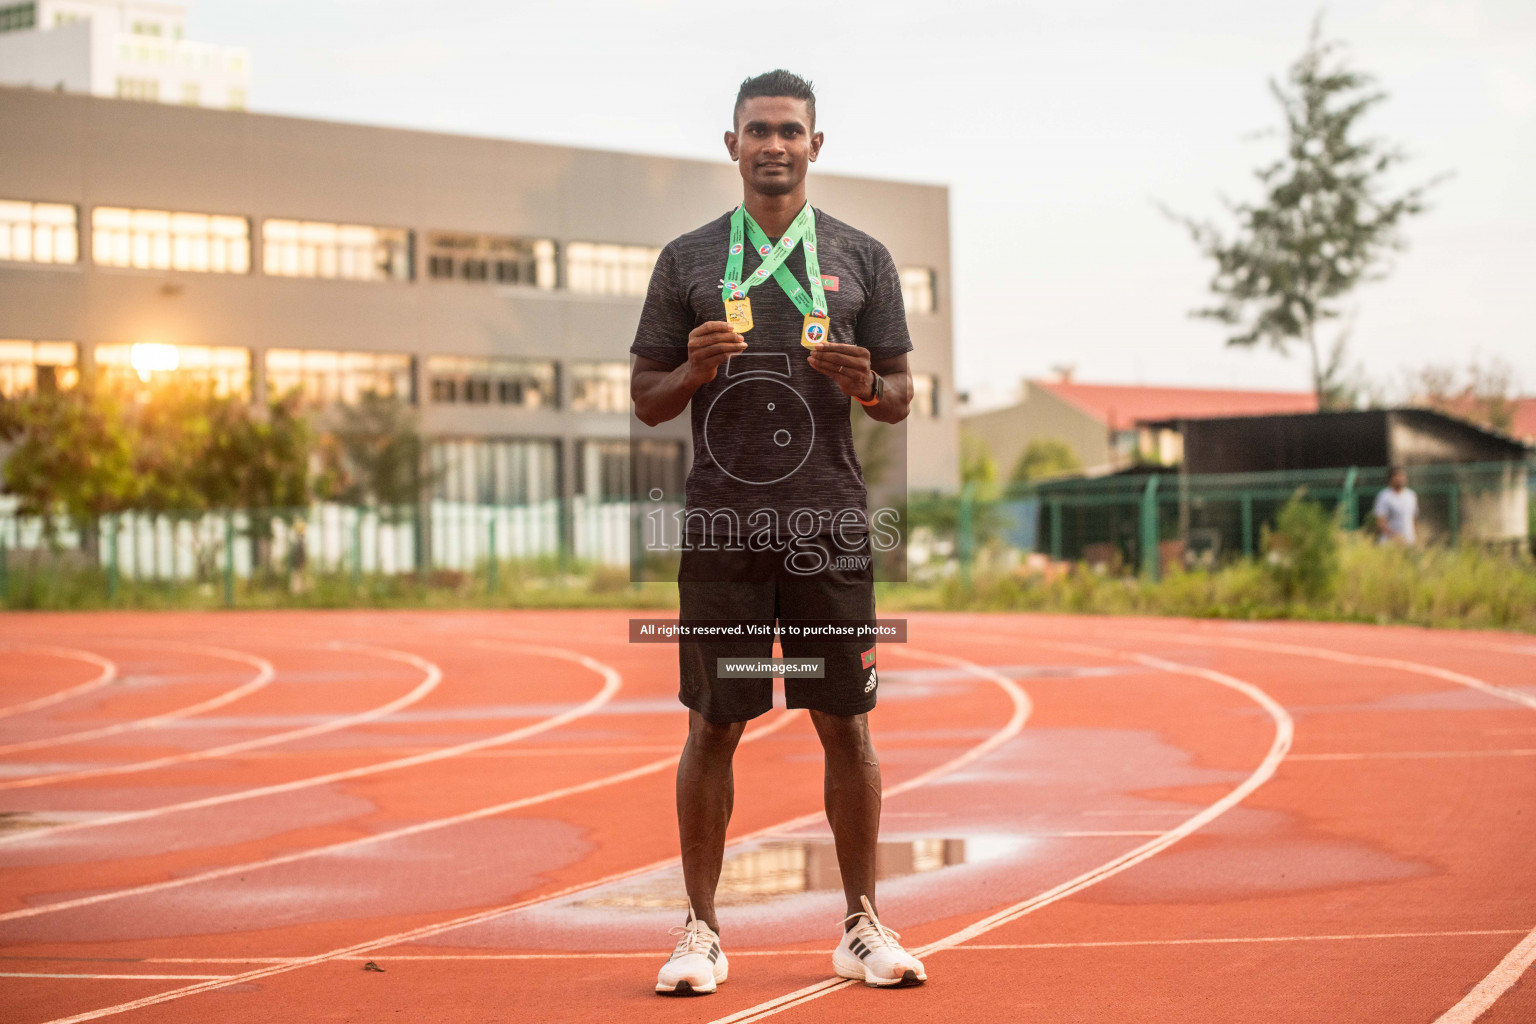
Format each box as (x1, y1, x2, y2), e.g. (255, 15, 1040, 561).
(0, 610, 1533, 1024)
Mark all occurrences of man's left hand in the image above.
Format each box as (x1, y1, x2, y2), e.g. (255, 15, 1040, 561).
(807, 341, 874, 400)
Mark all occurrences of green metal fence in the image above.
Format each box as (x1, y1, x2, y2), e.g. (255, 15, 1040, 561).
(935, 460, 1533, 582)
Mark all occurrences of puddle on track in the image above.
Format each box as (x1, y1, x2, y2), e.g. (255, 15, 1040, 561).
(581, 837, 968, 909)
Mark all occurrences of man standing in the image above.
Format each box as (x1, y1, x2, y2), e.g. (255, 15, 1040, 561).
(630, 69, 925, 994)
(1373, 466, 1419, 545)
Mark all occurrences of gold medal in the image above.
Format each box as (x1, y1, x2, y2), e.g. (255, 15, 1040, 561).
(800, 312, 829, 349)
(725, 297, 753, 333)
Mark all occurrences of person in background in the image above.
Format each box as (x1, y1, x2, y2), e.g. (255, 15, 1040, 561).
(1373, 466, 1418, 546)
(288, 519, 309, 594)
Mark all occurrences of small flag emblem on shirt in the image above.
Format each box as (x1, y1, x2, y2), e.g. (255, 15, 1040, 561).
(820, 274, 839, 291)
(861, 647, 876, 669)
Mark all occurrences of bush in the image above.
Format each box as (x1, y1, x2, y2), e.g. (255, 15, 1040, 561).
(1262, 490, 1340, 602)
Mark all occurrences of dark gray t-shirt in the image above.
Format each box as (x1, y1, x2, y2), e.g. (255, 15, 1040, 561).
(631, 208, 912, 542)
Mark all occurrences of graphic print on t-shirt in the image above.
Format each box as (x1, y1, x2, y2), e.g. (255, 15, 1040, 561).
(703, 352, 816, 485)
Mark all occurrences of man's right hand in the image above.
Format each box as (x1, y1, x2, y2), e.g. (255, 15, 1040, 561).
(685, 321, 748, 385)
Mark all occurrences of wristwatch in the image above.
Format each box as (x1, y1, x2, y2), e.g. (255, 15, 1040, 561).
(855, 372, 884, 407)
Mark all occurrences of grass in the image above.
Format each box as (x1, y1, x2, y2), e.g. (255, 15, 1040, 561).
(0, 556, 679, 612)
(4, 536, 1533, 633)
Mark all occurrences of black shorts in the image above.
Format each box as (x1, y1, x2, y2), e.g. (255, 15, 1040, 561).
(678, 535, 878, 723)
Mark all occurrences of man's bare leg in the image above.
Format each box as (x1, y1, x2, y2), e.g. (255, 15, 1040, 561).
(809, 709, 882, 922)
(676, 709, 747, 933)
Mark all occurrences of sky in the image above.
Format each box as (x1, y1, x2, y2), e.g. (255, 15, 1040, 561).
(193, 0, 1536, 406)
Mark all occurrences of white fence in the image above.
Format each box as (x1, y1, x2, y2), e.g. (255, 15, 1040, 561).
(0, 498, 639, 579)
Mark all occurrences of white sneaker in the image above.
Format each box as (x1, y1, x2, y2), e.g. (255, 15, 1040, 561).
(655, 908, 728, 995)
(832, 895, 926, 987)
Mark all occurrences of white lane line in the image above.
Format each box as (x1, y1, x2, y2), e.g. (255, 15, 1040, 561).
(965, 928, 1536, 949)
(1289, 749, 1536, 761)
(1391, 635, 1536, 659)
(0, 644, 274, 756)
(1134, 627, 1536, 1023)
(0, 646, 436, 847)
(0, 641, 619, 893)
(706, 638, 1294, 1024)
(0, 706, 798, 926)
(0, 973, 232, 981)
(1435, 928, 1536, 1023)
(0, 647, 119, 720)
(1133, 629, 1536, 712)
(0, 643, 441, 791)
(29, 644, 1031, 1024)
(87, 929, 1528, 965)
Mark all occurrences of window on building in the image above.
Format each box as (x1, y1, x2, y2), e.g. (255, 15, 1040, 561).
(227, 86, 246, 110)
(899, 266, 937, 314)
(180, 81, 199, 105)
(565, 242, 660, 297)
(0, 200, 78, 264)
(92, 207, 250, 273)
(424, 232, 557, 289)
(568, 361, 630, 413)
(427, 355, 556, 408)
(265, 348, 413, 406)
(0, 340, 78, 398)
(0, 3, 36, 32)
(115, 76, 159, 101)
(262, 219, 412, 282)
(576, 439, 685, 502)
(94, 342, 252, 398)
(910, 373, 939, 417)
(431, 438, 560, 505)
(131, 20, 163, 36)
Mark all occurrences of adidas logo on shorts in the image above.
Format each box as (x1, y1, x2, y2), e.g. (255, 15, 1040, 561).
(864, 668, 878, 693)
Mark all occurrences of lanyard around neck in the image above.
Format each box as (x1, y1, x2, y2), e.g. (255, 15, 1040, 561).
(721, 203, 827, 317)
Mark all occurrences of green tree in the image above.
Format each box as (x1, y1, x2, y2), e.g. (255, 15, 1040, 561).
(196, 391, 317, 575)
(320, 392, 433, 573)
(0, 386, 138, 549)
(195, 391, 314, 510)
(959, 431, 999, 500)
(1168, 18, 1442, 409)
(325, 391, 429, 507)
(132, 381, 219, 515)
(1009, 438, 1082, 484)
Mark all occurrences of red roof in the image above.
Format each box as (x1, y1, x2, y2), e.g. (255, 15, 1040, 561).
(1422, 395, 1536, 442)
(1034, 380, 1319, 430)
(1513, 398, 1536, 441)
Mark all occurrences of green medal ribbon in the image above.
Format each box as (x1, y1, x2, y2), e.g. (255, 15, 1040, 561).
(721, 203, 828, 319)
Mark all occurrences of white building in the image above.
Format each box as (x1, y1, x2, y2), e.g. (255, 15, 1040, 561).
(0, 0, 248, 110)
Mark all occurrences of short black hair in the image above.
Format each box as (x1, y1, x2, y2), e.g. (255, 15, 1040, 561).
(734, 69, 816, 129)
(1389, 465, 1406, 476)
